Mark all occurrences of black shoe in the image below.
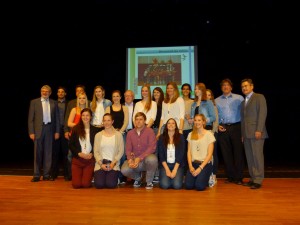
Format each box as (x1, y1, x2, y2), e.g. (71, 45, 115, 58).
(250, 183, 261, 189)
(64, 177, 71, 181)
(43, 176, 50, 181)
(119, 177, 127, 185)
(49, 176, 55, 181)
(31, 177, 40, 182)
(224, 178, 234, 184)
(243, 181, 254, 187)
(234, 179, 244, 185)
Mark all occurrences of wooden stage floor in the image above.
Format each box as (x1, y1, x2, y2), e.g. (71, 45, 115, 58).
(0, 176, 299, 225)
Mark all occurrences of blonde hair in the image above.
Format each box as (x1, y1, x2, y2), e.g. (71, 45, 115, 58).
(164, 82, 179, 104)
(190, 114, 207, 140)
(141, 84, 152, 113)
(91, 85, 105, 112)
(77, 92, 89, 108)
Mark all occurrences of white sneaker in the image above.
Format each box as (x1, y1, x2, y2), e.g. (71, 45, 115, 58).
(145, 182, 153, 189)
(133, 179, 142, 188)
(153, 176, 159, 183)
(209, 174, 216, 187)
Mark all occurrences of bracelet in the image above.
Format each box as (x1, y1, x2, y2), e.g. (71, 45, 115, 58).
(199, 165, 203, 170)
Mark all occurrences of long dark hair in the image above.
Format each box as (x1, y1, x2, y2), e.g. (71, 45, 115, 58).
(162, 118, 181, 147)
(72, 108, 92, 139)
(152, 86, 164, 107)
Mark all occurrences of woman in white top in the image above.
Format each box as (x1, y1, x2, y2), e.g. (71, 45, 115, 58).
(90, 85, 112, 128)
(133, 84, 157, 128)
(185, 114, 215, 191)
(157, 81, 185, 138)
(93, 113, 124, 189)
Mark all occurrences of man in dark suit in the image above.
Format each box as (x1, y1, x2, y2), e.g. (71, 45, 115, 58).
(241, 78, 268, 189)
(119, 90, 136, 184)
(51, 86, 70, 181)
(28, 85, 60, 182)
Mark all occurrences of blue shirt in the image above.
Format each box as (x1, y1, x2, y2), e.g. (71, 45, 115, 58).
(215, 93, 244, 124)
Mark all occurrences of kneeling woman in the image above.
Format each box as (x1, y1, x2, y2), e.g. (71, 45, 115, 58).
(157, 118, 185, 189)
(185, 114, 215, 191)
(69, 108, 101, 189)
(93, 113, 124, 188)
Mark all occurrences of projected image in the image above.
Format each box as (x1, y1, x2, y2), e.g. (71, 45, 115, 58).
(138, 56, 182, 86)
(126, 46, 198, 99)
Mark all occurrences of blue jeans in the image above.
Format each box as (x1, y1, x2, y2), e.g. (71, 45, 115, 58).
(159, 163, 184, 189)
(121, 154, 158, 183)
(185, 162, 213, 191)
(119, 132, 127, 179)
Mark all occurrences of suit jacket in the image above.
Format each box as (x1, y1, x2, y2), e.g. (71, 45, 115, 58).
(68, 125, 101, 158)
(28, 98, 60, 139)
(157, 133, 186, 168)
(241, 92, 268, 139)
(124, 102, 135, 129)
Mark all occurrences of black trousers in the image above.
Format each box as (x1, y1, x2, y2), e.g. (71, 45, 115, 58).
(218, 123, 245, 181)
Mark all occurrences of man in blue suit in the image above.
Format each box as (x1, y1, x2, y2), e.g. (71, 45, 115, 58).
(28, 85, 60, 182)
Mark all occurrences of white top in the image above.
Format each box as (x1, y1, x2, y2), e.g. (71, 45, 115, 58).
(100, 135, 116, 161)
(79, 129, 92, 154)
(187, 131, 215, 161)
(133, 100, 157, 125)
(161, 97, 185, 127)
(167, 144, 175, 163)
(91, 100, 104, 125)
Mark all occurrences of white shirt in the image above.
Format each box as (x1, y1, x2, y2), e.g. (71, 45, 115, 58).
(161, 97, 185, 127)
(133, 100, 157, 125)
(79, 129, 92, 154)
(92, 100, 104, 125)
(125, 102, 134, 130)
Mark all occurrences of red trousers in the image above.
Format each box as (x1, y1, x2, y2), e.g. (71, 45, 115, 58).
(72, 157, 95, 189)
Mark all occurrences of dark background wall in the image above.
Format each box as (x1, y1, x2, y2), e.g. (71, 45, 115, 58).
(3, 1, 299, 167)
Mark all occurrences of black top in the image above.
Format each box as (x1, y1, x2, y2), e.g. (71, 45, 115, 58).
(110, 105, 124, 130)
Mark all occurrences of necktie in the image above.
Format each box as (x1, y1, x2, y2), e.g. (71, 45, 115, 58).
(43, 99, 50, 124)
(245, 96, 250, 105)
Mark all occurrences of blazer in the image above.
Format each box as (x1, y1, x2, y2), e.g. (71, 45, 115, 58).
(241, 92, 268, 139)
(28, 98, 60, 139)
(157, 133, 186, 168)
(69, 125, 101, 158)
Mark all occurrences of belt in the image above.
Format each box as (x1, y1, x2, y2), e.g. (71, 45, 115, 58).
(193, 160, 204, 164)
(221, 122, 240, 126)
(193, 160, 211, 164)
(43, 122, 51, 125)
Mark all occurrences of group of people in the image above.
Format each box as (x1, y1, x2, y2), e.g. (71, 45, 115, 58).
(28, 78, 268, 191)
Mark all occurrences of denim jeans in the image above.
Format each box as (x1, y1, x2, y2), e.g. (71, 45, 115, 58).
(121, 154, 158, 183)
(159, 163, 184, 189)
(185, 162, 213, 191)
